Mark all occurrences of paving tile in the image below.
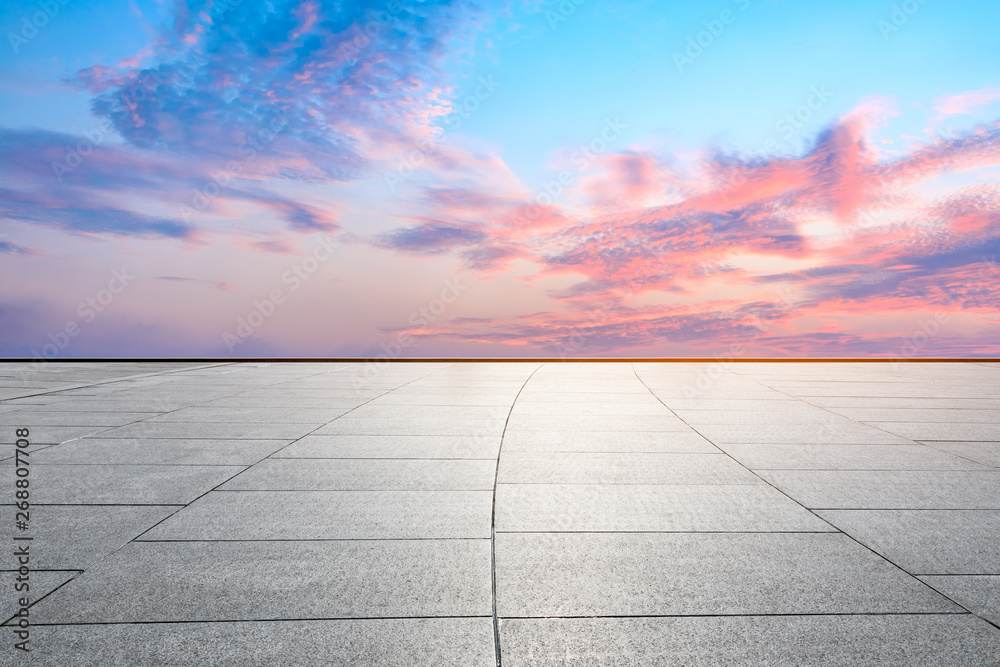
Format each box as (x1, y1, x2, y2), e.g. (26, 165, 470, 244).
(869, 422, 1000, 441)
(30, 540, 491, 623)
(0, 505, 175, 569)
(2, 571, 77, 623)
(23, 464, 244, 504)
(314, 416, 507, 436)
(495, 484, 831, 532)
(508, 392, 665, 404)
(143, 490, 492, 540)
(221, 458, 495, 491)
(30, 438, 291, 466)
(720, 443, 984, 470)
(21, 398, 201, 412)
(673, 407, 842, 424)
(95, 421, 322, 440)
(659, 399, 802, 411)
(826, 407, 1000, 423)
(0, 426, 110, 445)
(805, 397, 1000, 410)
(498, 615, 1000, 667)
(505, 415, 688, 432)
(278, 434, 500, 459)
(509, 403, 671, 416)
(758, 470, 1000, 509)
(817, 510, 1000, 574)
(344, 405, 510, 421)
(203, 396, 367, 408)
(923, 441, 1000, 467)
(694, 423, 914, 445)
(496, 452, 758, 485)
(0, 411, 157, 426)
(495, 532, 957, 616)
(919, 576, 1000, 626)
(22, 618, 495, 667)
(501, 430, 716, 453)
(144, 406, 353, 423)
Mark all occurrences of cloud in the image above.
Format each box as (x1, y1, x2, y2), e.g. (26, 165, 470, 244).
(935, 86, 1000, 118)
(155, 276, 234, 291)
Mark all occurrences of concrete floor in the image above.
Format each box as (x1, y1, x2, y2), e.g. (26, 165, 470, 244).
(2, 361, 1000, 665)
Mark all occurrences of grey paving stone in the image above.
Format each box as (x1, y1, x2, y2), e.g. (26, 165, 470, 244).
(495, 484, 831, 532)
(30, 540, 491, 623)
(919, 576, 1000, 626)
(806, 397, 1000, 410)
(344, 405, 510, 421)
(505, 415, 689, 432)
(278, 434, 500, 459)
(720, 443, 984, 470)
(235, 388, 385, 399)
(30, 438, 291, 466)
(694, 423, 914, 445)
(368, 393, 514, 406)
(826, 407, 1000, 423)
(501, 430, 716, 453)
(759, 470, 1000, 509)
(0, 442, 50, 462)
(817, 510, 1000, 574)
(869, 422, 1000, 441)
(0, 426, 111, 445)
(144, 406, 353, 423)
(203, 396, 367, 408)
(21, 618, 495, 667)
(659, 399, 800, 411)
(143, 490, 492, 540)
(509, 403, 671, 417)
(21, 398, 200, 412)
(24, 464, 244, 504)
(314, 416, 507, 436)
(497, 452, 759, 485)
(498, 615, 1000, 667)
(2, 571, 77, 623)
(0, 411, 157, 426)
(0, 505, 175, 569)
(509, 392, 666, 404)
(673, 407, 843, 424)
(221, 458, 495, 491)
(495, 533, 957, 617)
(924, 441, 1000, 467)
(96, 421, 322, 440)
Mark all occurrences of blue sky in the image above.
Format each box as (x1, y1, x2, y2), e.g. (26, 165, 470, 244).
(1, 0, 999, 357)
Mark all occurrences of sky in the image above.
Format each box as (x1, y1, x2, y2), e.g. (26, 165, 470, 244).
(1, 0, 999, 358)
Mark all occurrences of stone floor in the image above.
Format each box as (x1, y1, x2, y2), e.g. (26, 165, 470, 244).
(2, 360, 1000, 665)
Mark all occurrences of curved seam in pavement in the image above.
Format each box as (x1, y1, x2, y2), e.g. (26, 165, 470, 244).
(491, 362, 544, 667)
